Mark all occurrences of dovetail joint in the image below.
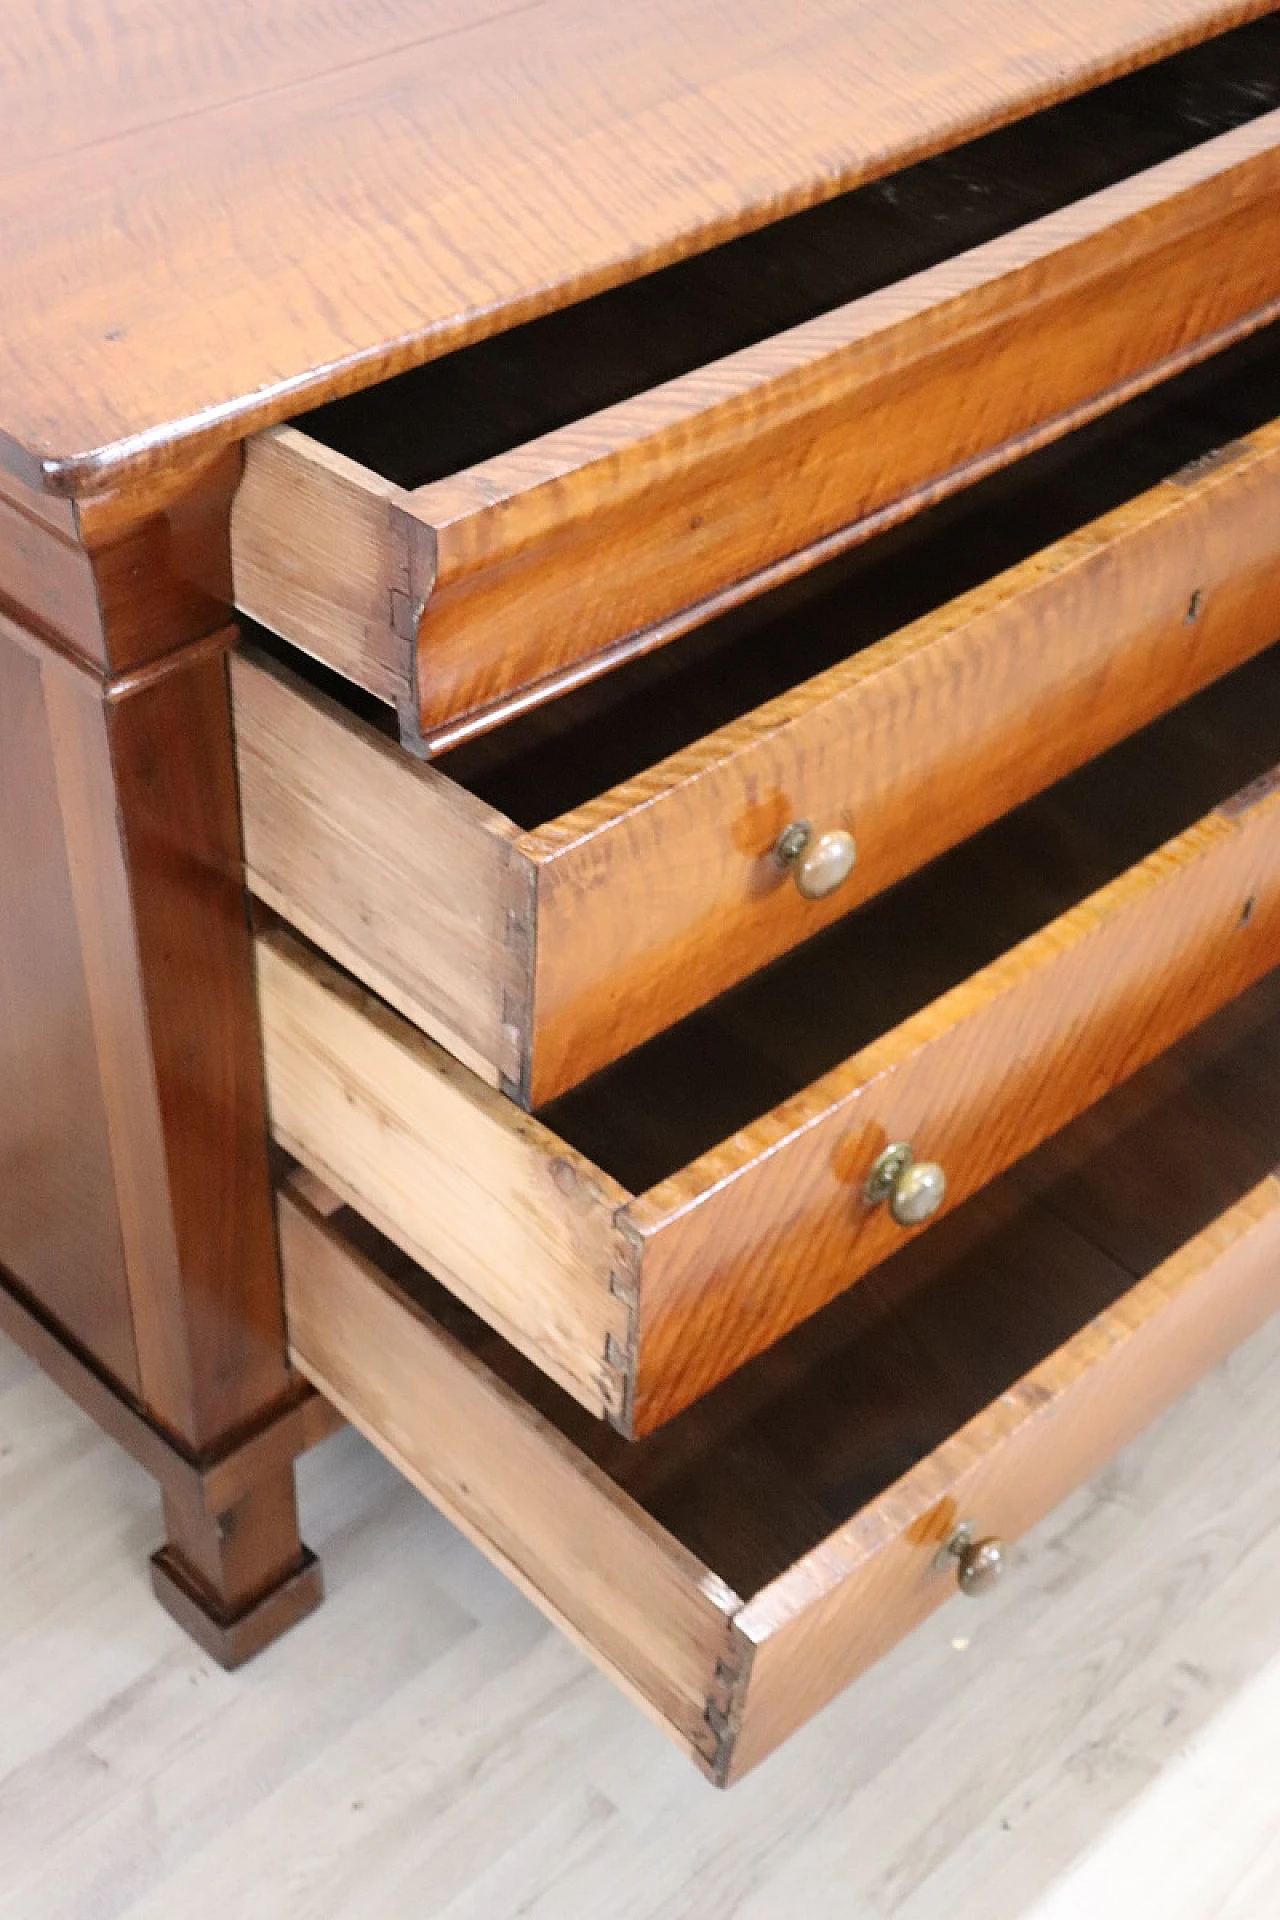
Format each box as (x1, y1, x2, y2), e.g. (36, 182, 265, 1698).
(498, 862, 537, 1104)
(499, 988, 528, 1093)
(599, 1270, 639, 1432)
(702, 1651, 748, 1785)
(389, 506, 438, 758)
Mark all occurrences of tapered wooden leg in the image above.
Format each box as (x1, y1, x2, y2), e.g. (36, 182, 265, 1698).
(0, 1244, 335, 1667)
(0, 451, 328, 1663)
(152, 1467, 323, 1668)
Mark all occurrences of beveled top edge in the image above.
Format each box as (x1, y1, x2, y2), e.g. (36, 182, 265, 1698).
(1, 0, 1273, 498)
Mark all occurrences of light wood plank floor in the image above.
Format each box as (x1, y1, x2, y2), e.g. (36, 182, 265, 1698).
(3, 1308, 1280, 1920)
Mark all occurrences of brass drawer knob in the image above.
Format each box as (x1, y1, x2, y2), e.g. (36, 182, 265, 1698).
(775, 821, 857, 900)
(865, 1141, 948, 1226)
(939, 1524, 1006, 1597)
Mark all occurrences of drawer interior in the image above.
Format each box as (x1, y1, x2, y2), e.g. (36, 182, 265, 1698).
(539, 644, 1280, 1177)
(314, 960, 1280, 1607)
(294, 14, 1280, 496)
(438, 322, 1280, 821)
(255, 613, 1280, 1424)
(251, 319, 1280, 833)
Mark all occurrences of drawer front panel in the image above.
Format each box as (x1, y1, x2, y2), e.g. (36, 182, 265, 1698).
(524, 420, 1280, 1102)
(723, 1173, 1280, 1781)
(278, 1172, 1280, 1784)
(410, 113, 1280, 739)
(231, 111, 1280, 740)
(233, 418, 1280, 1109)
(257, 763, 1280, 1436)
(627, 771, 1280, 1431)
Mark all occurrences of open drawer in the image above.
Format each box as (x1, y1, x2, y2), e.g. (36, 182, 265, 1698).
(229, 19, 1280, 747)
(232, 331, 1280, 1104)
(256, 647, 1280, 1432)
(278, 967, 1280, 1784)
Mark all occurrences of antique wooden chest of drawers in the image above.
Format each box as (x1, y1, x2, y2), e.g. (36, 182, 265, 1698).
(2, 0, 1279, 1785)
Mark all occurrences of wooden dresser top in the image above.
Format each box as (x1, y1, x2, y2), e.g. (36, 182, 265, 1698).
(1, 0, 1272, 496)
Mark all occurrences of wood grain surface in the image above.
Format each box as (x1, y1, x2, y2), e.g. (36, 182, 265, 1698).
(0, 492, 103, 651)
(723, 1173, 1280, 1781)
(230, 649, 529, 1091)
(425, 315, 1280, 816)
(0, 624, 138, 1392)
(402, 109, 1280, 735)
(230, 96, 1280, 734)
(232, 375, 1280, 1105)
(298, 17, 1280, 497)
(624, 762, 1280, 1431)
(272, 969, 1280, 1781)
(255, 931, 632, 1418)
(281, 1188, 739, 1770)
(256, 650, 1280, 1432)
(522, 414, 1280, 1102)
(230, 432, 430, 719)
(0, 447, 240, 674)
(33, 636, 293, 1448)
(2, 0, 1273, 493)
(0, 601, 320, 1652)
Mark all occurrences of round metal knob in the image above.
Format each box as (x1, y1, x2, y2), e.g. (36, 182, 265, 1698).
(940, 1525, 1006, 1597)
(865, 1142, 948, 1226)
(775, 822, 857, 900)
